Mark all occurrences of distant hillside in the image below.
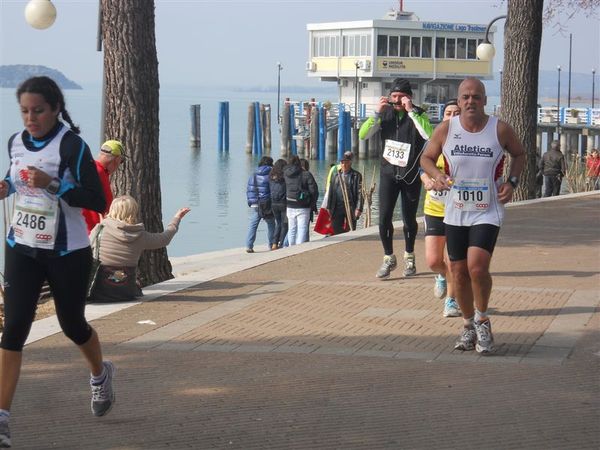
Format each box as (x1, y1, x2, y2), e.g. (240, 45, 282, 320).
(0, 65, 81, 89)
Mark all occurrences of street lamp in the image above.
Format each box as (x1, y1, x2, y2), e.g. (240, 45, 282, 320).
(276, 62, 283, 124)
(593, 69, 596, 109)
(476, 15, 507, 61)
(25, 0, 56, 30)
(354, 61, 360, 130)
(557, 65, 561, 136)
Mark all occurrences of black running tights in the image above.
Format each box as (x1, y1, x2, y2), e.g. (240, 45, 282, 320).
(378, 174, 422, 256)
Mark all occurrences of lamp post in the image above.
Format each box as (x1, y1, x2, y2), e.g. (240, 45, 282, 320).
(557, 65, 561, 137)
(354, 61, 360, 130)
(593, 69, 596, 109)
(475, 14, 507, 61)
(276, 62, 283, 124)
(567, 34, 572, 108)
(24, 0, 56, 29)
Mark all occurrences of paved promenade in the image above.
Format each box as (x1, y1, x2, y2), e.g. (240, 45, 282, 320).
(9, 193, 600, 449)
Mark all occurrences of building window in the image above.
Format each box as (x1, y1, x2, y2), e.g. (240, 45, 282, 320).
(400, 36, 410, 57)
(457, 38, 466, 59)
(411, 36, 421, 57)
(389, 35, 399, 57)
(422, 36, 432, 58)
(435, 37, 445, 58)
(467, 39, 477, 59)
(377, 35, 388, 56)
(350, 36, 356, 56)
(360, 35, 368, 56)
(446, 38, 456, 59)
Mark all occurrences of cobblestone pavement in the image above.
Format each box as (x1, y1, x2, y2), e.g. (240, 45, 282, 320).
(8, 194, 600, 449)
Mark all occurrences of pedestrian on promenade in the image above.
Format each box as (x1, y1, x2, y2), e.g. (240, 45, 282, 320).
(326, 151, 364, 234)
(419, 99, 461, 317)
(88, 195, 190, 302)
(0, 76, 113, 448)
(245, 156, 275, 253)
(420, 77, 525, 354)
(300, 158, 318, 242)
(284, 155, 318, 246)
(269, 159, 288, 249)
(539, 140, 566, 197)
(585, 148, 600, 190)
(359, 78, 433, 279)
(81, 140, 124, 233)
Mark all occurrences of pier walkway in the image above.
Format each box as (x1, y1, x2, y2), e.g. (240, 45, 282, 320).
(10, 192, 600, 449)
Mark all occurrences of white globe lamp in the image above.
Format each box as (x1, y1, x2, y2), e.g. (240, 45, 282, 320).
(476, 42, 496, 61)
(25, 0, 57, 30)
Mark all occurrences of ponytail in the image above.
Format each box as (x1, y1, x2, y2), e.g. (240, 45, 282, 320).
(60, 107, 80, 135)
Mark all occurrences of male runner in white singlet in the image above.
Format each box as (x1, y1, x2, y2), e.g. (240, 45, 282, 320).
(420, 78, 525, 354)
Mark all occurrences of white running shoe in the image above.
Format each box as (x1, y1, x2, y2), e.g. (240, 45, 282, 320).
(91, 361, 116, 417)
(443, 297, 461, 318)
(403, 252, 416, 276)
(454, 326, 477, 351)
(474, 320, 495, 354)
(0, 420, 10, 448)
(434, 275, 447, 299)
(376, 255, 397, 279)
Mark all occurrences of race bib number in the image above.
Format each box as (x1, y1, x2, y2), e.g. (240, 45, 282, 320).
(383, 140, 411, 167)
(451, 178, 490, 212)
(429, 189, 448, 204)
(12, 192, 59, 247)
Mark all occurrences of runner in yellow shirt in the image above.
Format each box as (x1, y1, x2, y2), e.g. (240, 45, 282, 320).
(420, 99, 461, 317)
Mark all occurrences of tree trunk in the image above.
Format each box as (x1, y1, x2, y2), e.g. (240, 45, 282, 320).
(500, 0, 544, 201)
(101, 0, 172, 286)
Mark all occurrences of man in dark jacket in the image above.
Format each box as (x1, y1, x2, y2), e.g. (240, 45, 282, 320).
(327, 151, 364, 234)
(540, 140, 566, 197)
(245, 156, 274, 253)
(359, 78, 433, 279)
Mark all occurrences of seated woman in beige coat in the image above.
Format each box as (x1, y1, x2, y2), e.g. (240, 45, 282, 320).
(88, 195, 190, 302)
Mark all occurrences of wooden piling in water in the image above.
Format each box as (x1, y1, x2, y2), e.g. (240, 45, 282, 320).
(263, 104, 272, 152)
(246, 103, 254, 154)
(310, 107, 319, 159)
(281, 102, 290, 157)
(190, 104, 201, 147)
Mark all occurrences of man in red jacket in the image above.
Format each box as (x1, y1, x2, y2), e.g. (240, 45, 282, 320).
(82, 140, 125, 233)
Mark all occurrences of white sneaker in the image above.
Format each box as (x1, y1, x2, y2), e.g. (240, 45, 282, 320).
(403, 252, 416, 276)
(0, 420, 10, 448)
(474, 320, 495, 354)
(434, 275, 447, 299)
(443, 297, 461, 318)
(376, 255, 397, 279)
(91, 361, 116, 417)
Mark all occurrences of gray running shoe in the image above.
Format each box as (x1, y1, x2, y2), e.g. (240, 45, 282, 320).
(434, 275, 447, 299)
(376, 255, 397, 279)
(454, 326, 477, 351)
(0, 420, 10, 448)
(91, 361, 116, 417)
(475, 320, 495, 354)
(403, 252, 416, 276)
(443, 297, 461, 318)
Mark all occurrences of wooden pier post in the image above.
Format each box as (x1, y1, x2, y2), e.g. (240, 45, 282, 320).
(281, 102, 290, 157)
(263, 104, 272, 152)
(310, 107, 319, 159)
(190, 104, 201, 148)
(246, 103, 254, 154)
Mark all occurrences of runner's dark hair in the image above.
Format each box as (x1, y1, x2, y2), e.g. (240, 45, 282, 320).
(16, 76, 80, 135)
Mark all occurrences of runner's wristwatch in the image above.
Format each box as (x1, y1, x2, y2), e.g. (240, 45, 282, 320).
(46, 178, 61, 195)
(508, 176, 519, 189)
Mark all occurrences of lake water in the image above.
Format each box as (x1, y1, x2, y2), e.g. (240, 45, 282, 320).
(0, 84, 392, 257)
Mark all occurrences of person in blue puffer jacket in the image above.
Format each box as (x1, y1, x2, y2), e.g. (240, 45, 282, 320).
(245, 156, 275, 253)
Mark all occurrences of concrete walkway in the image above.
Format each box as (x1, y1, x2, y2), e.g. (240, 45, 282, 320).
(8, 192, 600, 449)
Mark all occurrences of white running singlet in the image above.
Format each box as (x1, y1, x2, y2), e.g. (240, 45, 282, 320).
(442, 115, 505, 227)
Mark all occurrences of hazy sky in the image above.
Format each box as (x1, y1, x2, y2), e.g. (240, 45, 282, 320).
(0, 0, 598, 87)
